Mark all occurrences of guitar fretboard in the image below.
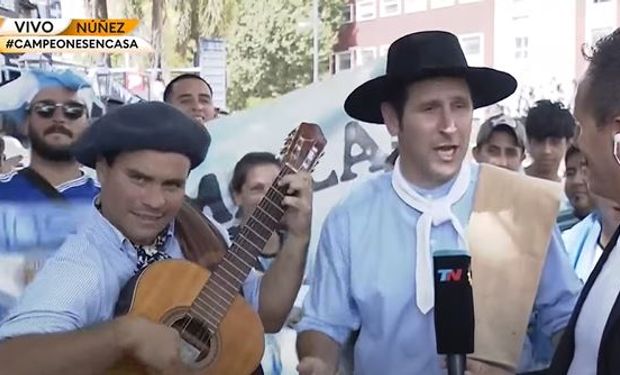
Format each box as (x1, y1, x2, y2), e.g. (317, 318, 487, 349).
(188, 164, 295, 332)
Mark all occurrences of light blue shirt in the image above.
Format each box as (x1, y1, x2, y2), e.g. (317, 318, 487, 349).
(562, 212, 602, 282)
(0, 206, 262, 340)
(297, 164, 581, 375)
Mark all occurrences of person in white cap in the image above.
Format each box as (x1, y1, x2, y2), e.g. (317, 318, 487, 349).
(473, 113, 527, 172)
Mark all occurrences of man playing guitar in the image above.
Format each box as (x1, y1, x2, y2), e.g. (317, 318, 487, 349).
(0, 102, 313, 375)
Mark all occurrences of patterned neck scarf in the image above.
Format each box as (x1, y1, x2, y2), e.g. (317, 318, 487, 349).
(95, 199, 171, 272)
(132, 232, 172, 272)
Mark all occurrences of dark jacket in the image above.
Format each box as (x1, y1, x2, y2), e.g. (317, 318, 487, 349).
(549, 224, 620, 375)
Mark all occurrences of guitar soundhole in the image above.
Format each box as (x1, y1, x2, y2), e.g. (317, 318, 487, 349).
(168, 313, 219, 368)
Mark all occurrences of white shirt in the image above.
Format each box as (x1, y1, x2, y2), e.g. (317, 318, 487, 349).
(568, 240, 620, 375)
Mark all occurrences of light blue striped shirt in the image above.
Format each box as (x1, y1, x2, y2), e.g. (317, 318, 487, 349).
(297, 163, 581, 375)
(0, 206, 262, 340)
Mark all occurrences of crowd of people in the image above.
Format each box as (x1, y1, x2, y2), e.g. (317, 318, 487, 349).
(0, 27, 619, 375)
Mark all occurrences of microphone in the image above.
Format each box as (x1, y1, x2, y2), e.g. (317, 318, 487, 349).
(433, 250, 475, 375)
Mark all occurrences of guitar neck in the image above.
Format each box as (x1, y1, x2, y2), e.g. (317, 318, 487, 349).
(190, 164, 294, 327)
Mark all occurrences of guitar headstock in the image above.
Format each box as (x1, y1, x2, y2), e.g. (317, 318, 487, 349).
(279, 122, 327, 173)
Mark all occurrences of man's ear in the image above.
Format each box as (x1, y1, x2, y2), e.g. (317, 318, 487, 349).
(381, 102, 400, 137)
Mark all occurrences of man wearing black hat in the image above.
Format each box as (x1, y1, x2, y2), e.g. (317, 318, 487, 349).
(296, 31, 580, 375)
(0, 102, 313, 374)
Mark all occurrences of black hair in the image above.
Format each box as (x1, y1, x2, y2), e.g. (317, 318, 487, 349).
(524, 100, 575, 140)
(583, 28, 620, 127)
(163, 74, 213, 103)
(229, 152, 280, 196)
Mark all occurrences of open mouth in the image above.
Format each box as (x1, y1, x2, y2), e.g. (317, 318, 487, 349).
(435, 145, 458, 161)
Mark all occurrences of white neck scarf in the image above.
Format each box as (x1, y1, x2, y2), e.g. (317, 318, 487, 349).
(391, 157, 471, 314)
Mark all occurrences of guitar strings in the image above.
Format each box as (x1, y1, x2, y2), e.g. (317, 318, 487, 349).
(175, 163, 301, 353)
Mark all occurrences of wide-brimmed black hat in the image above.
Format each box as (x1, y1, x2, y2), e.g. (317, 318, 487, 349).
(344, 31, 517, 124)
(72, 101, 210, 169)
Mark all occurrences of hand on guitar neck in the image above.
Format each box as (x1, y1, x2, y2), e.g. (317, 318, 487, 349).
(278, 171, 313, 242)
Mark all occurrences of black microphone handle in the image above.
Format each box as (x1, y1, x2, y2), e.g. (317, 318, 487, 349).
(447, 354, 466, 375)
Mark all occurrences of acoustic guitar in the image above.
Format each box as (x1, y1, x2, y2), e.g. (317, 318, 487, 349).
(110, 122, 327, 374)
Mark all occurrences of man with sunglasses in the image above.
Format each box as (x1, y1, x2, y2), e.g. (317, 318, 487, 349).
(0, 70, 99, 201)
(0, 70, 100, 319)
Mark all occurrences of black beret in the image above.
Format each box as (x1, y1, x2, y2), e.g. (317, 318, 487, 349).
(72, 101, 210, 169)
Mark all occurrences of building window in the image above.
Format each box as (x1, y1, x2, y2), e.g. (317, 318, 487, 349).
(343, 3, 354, 23)
(356, 47, 377, 66)
(591, 27, 612, 45)
(380, 0, 401, 17)
(404, 0, 426, 12)
(458, 34, 484, 66)
(515, 36, 529, 60)
(379, 44, 390, 56)
(335, 51, 353, 72)
(355, 0, 377, 21)
(430, 0, 456, 9)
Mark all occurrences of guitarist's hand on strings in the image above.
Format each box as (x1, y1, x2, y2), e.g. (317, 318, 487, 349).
(116, 316, 194, 375)
(278, 171, 313, 241)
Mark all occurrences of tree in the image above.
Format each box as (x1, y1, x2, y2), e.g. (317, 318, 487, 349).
(226, 0, 343, 110)
(172, 0, 239, 66)
(83, 0, 111, 67)
(151, 0, 165, 71)
(123, 0, 165, 71)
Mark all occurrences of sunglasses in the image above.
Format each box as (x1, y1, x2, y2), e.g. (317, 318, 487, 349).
(29, 101, 86, 120)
